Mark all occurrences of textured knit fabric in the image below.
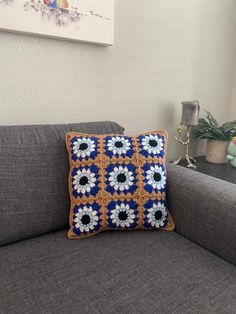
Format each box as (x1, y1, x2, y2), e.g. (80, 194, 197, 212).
(66, 131, 174, 239)
(0, 230, 235, 314)
(166, 162, 236, 265)
(0, 122, 124, 246)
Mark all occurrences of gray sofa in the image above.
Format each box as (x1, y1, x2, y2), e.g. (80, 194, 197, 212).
(0, 121, 235, 314)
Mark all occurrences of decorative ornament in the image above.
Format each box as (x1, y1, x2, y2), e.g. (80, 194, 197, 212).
(226, 137, 236, 168)
(173, 100, 200, 169)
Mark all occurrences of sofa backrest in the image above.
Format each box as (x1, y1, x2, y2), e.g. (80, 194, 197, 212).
(0, 121, 124, 246)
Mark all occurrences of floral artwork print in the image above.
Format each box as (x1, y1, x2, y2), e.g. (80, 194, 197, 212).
(0, 0, 114, 45)
(44, 0, 69, 9)
(0, 0, 14, 5)
(66, 131, 174, 239)
(24, 0, 82, 27)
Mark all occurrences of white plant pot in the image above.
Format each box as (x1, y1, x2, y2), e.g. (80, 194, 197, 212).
(205, 139, 229, 164)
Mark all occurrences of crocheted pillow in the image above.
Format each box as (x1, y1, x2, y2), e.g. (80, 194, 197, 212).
(66, 131, 174, 239)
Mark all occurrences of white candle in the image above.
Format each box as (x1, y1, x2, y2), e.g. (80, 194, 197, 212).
(181, 100, 200, 126)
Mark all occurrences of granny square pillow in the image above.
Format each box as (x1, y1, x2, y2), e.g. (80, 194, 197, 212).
(66, 131, 174, 239)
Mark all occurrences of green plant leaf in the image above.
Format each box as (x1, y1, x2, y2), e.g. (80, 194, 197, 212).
(221, 121, 236, 132)
(192, 111, 236, 141)
(204, 111, 218, 126)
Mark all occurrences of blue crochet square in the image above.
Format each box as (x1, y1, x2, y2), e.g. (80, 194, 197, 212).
(107, 200, 138, 229)
(70, 136, 98, 162)
(71, 164, 99, 198)
(142, 162, 166, 193)
(73, 203, 101, 235)
(138, 133, 165, 158)
(105, 163, 137, 195)
(104, 135, 134, 158)
(143, 200, 168, 229)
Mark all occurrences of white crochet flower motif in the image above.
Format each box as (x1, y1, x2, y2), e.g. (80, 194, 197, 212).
(107, 136, 131, 155)
(110, 203, 135, 228)
(74, 206, 99, 233)
(141, 135, 164, 155)
(108, 166, 134, 191)
(146, 165, 166, 190)
(146, 202, 167, 228)
(72, 137, 96, 158)
(73, 168, 96, 194)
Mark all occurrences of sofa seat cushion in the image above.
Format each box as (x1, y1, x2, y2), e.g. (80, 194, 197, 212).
(0, 231, 235, 314)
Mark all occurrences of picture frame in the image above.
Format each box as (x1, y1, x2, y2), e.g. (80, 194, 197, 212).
(0, 0, 114, 45)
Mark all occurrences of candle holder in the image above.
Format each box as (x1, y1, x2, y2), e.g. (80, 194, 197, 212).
(173, 100, 200, 169)
(173, 125, 196, 168)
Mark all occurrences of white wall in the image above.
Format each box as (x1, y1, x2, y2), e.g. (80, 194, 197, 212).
(229, 68, 236, 119)
(1, 0, 236, 159)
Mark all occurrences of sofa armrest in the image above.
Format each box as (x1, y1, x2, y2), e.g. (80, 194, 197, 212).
(166, 162, 236, 265)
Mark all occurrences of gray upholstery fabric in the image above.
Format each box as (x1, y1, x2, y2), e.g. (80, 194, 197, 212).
(0, 230, 235, 314)
(0, 122, 124, 246)
(166, 162, 236, 265)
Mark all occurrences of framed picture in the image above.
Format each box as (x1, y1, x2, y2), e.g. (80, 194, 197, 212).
(0, 0, 114, 45)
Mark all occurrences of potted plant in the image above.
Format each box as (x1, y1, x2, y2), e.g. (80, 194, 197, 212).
(192, 111, 236, 164)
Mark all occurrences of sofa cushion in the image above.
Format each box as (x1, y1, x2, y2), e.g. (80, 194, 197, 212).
(66, 130, 174, 239)
(0, 121, 124, 246)
(0, 230, 235, 314)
